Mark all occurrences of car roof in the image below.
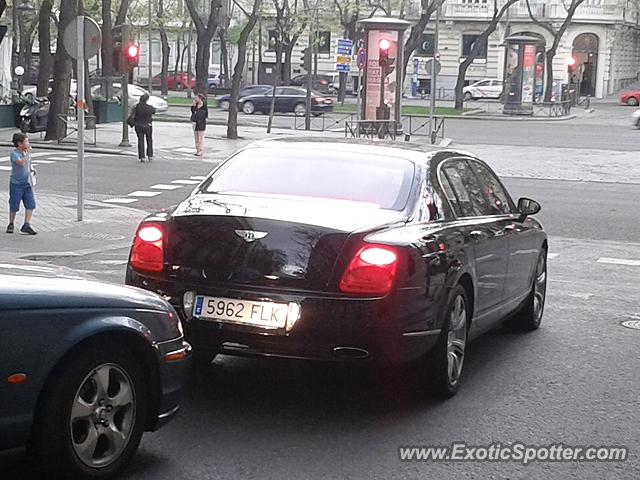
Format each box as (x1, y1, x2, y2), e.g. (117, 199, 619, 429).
(243, 137, 479, 166)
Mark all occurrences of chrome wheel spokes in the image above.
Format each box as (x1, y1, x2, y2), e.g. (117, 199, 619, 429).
(533, 254, 547, 324)
(70, 364, 136, 468)
(447, 295, 467, 386)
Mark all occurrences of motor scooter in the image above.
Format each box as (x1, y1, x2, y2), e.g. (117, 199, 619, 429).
(19, 93, 50, 133)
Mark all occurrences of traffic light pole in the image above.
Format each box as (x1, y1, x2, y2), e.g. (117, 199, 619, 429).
(77, 15, 85, 222)
(119, 25, 131, 147)
(429, 5, 440, 142)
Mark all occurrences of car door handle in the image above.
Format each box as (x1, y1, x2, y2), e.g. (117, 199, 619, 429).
(470, 230, 485, 241)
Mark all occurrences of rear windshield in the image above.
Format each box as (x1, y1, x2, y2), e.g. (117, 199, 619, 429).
(202, 148, 415, 210)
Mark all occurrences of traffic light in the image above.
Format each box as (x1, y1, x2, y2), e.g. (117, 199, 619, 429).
(124, 44, 140, 70)
(379, 39, 390, 68)
(300, 47, 309, 70)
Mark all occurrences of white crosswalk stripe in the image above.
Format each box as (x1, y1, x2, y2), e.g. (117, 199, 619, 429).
(597, 257, 640, 266)
(128, 190, 162, 197)
(171, 179, 200, 185)
(190, 176, 207, 180)
(150, 184, 183, 190)
(103, 198, 139, 204)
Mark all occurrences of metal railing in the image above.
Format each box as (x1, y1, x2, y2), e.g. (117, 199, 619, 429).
(403, 115, 446, 144)
(532, 101, 572, 117)
(293, 112, 356, 131)
(56, 114, 97, 146)
(344, 120, 402, 140)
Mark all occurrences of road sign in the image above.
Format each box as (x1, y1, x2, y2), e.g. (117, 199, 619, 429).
(63, 17, 101, 60)
(424, 58, 441, 76)
(357, 48, 366, 69)
(336, 46, 352, 55)
(336, 55, 351, 64)
(337, 38, 353, 47)
(336, 63, 351, 72)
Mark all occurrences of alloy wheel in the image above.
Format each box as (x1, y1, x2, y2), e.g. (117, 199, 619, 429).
(294, 104, 306, 116)
(447, 295, 467, 387)
(70, 363, 136, 468)
(532, 253, 547, 326)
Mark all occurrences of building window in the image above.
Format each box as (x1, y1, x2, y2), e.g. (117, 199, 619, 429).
(316, 31, 331, 54)
(152, 41, 161, 63)
(462, 0, 488, 3)
(462, 34, 487, 59)
(267, 30, 279, 51)
(417, 34, 435, 56)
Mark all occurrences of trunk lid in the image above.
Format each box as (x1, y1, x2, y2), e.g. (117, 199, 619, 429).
(168, 194, 406, 291)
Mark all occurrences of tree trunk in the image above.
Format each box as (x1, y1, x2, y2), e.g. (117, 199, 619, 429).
(454, 57, 473, 110)
(219, 30, 229, 88)
(37, 0, 53, 96)
(338, 72, 347, 104)
(228, 23, 258, 139)
(544, 49, 555, 102)
(266, 42, 284, 134)
(160, 29, 170, 95)
(283, 42, 294, 85)
(45, 0, 76, 140)
(101, 0, 113, 77)
(402, 12, 434, 84)
(195, 31, 211, 94)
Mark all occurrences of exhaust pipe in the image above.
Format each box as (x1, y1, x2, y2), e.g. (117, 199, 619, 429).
(332, 346, 369, 359)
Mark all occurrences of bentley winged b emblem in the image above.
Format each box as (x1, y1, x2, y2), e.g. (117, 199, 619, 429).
(234, 230, 268, 243)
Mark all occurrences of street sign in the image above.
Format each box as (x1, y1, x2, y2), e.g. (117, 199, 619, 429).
(357, 48, 366, 69)
(63, 17, 101, 60)
(336, 55, 351, 64)
(337, 38, 353, 47)
(424, 58, 441, 76)
(336, 63, 351, 72)
(336, 38, 353, 56)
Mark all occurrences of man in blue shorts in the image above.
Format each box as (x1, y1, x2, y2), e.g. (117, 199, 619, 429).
(6, 132, 37, 235)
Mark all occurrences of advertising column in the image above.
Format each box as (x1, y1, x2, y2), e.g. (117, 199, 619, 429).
(364, 30, 399, 121)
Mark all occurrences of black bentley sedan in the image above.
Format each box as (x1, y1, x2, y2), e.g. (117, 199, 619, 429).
(0, 262, 189, 479)
(126, 139, 547, 397)
(239, 86, 333, 116)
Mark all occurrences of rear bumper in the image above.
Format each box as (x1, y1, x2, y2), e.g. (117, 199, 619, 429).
(127, 273, 440, 365)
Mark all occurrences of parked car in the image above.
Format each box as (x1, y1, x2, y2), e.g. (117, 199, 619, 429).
(217, 85, 272, 110)
(125, 139, 548, 398)
(92, 83, 168, 113)
(289, 74, 335, 94)
(620, 90, 640, 106)
(0, 262, 189, 478)
(239, 87, 333, 116)
(152, 71, 196, 91)
(207, 74, 220, 92)
(463, 79, 503, 100)
(327, 72, 355, 95)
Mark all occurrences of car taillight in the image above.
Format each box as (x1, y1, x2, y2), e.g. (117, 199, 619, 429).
(339, 244, 398, 296)
(320, 80, 327, 85)
(130, 223, 165, 273)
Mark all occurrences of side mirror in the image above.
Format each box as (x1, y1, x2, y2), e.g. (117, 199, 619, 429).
(517, 197, 541, 220)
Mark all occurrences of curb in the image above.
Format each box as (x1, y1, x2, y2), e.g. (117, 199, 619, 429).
(18, 241, 133, 261)
(454, 114, 577, 122)
(0, 141, 136, 156)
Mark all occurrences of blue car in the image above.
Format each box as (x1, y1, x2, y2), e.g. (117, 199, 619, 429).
(0, 262, 189, 479)
(217, 84, 272, 110)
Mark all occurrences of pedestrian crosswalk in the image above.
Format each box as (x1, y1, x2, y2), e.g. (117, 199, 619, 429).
(101, 175, 207, 205)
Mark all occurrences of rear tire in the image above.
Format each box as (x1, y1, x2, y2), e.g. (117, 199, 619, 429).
(294, 103, 306, 116)
(242, 101, 255, 114)
(219, 100, 230, 111)
(31, 341, 149, 480)
(424, 285, 469, 398)
(20, 120, 29, 133)
(627, 97, 639, 106)
(464, 92, 473, 102)
(511, 249, 547, 331)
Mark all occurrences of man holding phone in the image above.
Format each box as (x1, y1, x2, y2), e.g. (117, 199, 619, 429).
(6, 132, 37, 235)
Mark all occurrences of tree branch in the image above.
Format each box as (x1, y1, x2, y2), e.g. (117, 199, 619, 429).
(115, 0, 130, 26)
(185, 0, 205, 32)
(525, 0, 555, 35)
(232, 0, 250, 18)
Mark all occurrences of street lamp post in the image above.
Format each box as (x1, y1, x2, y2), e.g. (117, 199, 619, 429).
(13, 0, 36, 90)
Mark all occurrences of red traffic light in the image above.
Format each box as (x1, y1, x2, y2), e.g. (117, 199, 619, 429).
(126, 44, 139, 59)
(379, 39, 391, 51)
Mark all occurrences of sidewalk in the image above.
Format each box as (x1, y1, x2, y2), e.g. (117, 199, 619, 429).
(0, 192, 145, 259)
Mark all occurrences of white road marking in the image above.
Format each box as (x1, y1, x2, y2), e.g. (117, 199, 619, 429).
(597, 257, 640, 266)
(0, 166, 11, 171)
(150, 184, 183, 190)
(171, 179, 200, 185)
(173, 147, 196, 153)
(128, 190, 162, 197)
(32, 160, 55, 164)
(547, 253, 559, 259)
(46, 156, 72, 161)
(96, 259, 129, 265)
(567, 293, 595, 300)
(102, 198, 139, 204)
(190, 175, 207, 180)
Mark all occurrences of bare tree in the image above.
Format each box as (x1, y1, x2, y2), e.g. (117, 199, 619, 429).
(454, 0, 520, 110)
(100, 0, 130, 78)
(526, 0, 586, 102)
(401, 0, 444, 82)
(45, 0, 77, 140)
(227, 0, 263, 139)
(36, 0, 54, 96)
(185, 0, 223, 94)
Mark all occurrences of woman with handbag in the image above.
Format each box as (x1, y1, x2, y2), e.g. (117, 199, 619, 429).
(6, 133, 37, 235)
(190, 94, 208, 156)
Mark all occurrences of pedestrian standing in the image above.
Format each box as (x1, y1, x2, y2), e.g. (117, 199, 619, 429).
(190, 93, 208, 156)
(6, 132, 37, 235)
(132, 93, 156, 163)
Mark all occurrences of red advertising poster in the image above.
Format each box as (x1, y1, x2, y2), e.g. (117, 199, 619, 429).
(521, 44, 537, 104)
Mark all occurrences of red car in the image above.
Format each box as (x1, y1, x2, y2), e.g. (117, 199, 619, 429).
(152, 71, 196, 91)
(620, 91, 640, 106)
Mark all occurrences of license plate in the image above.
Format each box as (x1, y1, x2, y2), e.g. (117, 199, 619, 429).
(193, 296, 298, 329)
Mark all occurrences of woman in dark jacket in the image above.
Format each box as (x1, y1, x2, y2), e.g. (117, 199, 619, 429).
(190, 94, 208, 156)
(133, 93, 156, 163)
